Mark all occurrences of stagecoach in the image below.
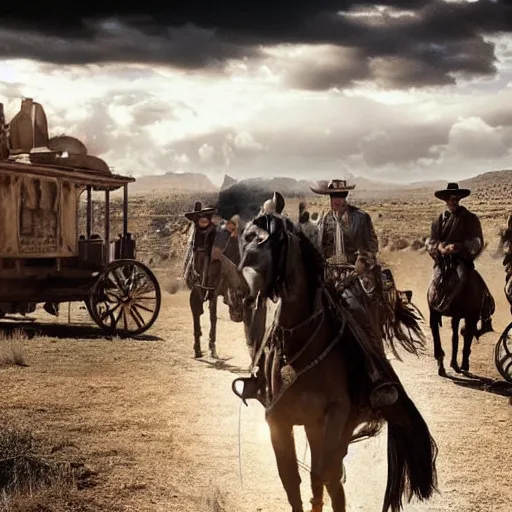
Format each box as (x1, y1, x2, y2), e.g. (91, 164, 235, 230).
(0, 99, 161, 336)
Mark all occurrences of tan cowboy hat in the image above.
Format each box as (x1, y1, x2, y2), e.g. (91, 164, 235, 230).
(310, 179, 356, 195)
(184, 201, 216, 221)
(227, 214, 240, 225)
(434, 182, 470, 201)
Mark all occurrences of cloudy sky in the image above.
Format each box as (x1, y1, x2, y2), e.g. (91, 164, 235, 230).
(1, 0, 512, 186)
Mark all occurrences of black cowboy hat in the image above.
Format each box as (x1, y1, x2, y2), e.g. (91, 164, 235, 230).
(434, 182, 471, 201)
(310, 179, 355, 195)
(184, 201, 216, 221)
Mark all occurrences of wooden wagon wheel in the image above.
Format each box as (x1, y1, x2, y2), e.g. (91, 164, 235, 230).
(87, 259, 161, 337)
(495, 321, 512, 383)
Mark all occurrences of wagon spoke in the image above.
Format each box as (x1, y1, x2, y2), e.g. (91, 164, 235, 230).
(112, 306, 124, 327)
(98, 301, 122, 322)
(122, 308, 129, 331)
(132, 302, 155, 314)
(130, 305, 145, 329)
(111, 268, 128, 293)
(89, 260, 161, 336)
(133, 281, 155, 297)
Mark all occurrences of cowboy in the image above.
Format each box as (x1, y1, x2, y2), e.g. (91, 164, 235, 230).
(182, 202, 218, 357)
(309, 179, 399, 408)
(426, 182, 494, 334)
(215, 214, 241, 266)
(310, 179, 379, 291)
(297, 201, 319, 246)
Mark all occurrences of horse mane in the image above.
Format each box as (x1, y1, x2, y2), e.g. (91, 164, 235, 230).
(293, 226, 326, 300)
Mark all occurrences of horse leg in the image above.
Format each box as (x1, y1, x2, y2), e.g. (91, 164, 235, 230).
(429, 308, 446, 376)
(208, 294, 218, 358)
(268, 420, 303, 512)
(321, 409, 351, 512)
(304, 407, 350, 512)
(190, 289, 203, 358)
(324, 457, 347, 512)
(304, 424, 325, 512)
(450, 317, 461, 373)
(461, 318, 477, 373)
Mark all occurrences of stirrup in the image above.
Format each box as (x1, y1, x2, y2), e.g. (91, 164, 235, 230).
(232, 377, 260, 406)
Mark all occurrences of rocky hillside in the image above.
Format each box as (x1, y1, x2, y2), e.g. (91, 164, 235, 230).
(79, 168, 512, 282)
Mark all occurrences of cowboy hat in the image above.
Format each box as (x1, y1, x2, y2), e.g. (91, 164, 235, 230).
(310, 179, 356, 195)
(184, 201, 216, 221)
(434, 182, 470, 201)
(227, 214, 240, 225)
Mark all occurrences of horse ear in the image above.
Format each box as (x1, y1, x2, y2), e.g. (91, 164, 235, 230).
(273, 191, 285, 214)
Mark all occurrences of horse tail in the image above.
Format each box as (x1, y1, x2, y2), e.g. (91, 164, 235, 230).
(384, 298, 427, 360)
(382, 393, 438, 512)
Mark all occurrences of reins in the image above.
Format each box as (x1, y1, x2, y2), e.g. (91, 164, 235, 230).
(266, 315, 345, 415)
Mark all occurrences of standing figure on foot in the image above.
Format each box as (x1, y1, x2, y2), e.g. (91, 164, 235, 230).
(182, 202, 218, 358)
(426, 182, 495, 375)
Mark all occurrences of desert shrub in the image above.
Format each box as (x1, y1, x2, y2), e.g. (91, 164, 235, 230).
(390, 237, 409, 251)
(0, 330, 28, 367)
(0, 424, 74, 509)
(410, 239, 425, 251)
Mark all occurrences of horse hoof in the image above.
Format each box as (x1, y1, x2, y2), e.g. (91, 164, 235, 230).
(450, 362, 461, 374)
(438, 366, 447, 377)
(461, 362, 469, 372)
(210, 349, 218, 359)
(310, 505, 323, 512)
(194, 350, 203, 358)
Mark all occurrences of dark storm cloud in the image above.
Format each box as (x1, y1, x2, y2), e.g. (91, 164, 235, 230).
(2, 1, 510, 89)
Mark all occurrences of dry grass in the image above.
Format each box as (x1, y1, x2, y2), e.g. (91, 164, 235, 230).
(0, 330, 28, 368)
(204, 487, 227, 512)
(0, 424, 74, 511)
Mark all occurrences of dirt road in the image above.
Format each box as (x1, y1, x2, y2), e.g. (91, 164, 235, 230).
(1, 250, 511, 511)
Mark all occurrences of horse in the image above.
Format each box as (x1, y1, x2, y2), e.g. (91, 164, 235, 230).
(427, 253, 494, 376)
(182, 221, 249, 359)
(233, 207, 438, 512)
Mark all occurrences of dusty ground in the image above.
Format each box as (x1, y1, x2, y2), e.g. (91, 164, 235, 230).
(1, 250, 511, 512)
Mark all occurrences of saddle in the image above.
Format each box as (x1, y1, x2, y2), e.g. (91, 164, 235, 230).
(428, 259, 467, 313)
(324, 260, 411, 306)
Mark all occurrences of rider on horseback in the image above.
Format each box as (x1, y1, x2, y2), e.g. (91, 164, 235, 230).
(426, 182, 494, 335)
(307, 179, 400, 408)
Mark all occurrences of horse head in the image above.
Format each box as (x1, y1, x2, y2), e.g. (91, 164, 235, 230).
(239, 209, 293, 302)
(239, 193, 323, 304)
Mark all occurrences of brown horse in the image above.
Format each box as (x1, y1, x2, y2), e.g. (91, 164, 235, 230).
(427, 255, 494, 376)
(183, 222, 249, 358)
(233, 209, 437, 512)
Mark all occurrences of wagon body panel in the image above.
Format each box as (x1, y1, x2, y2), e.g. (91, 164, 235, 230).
(0, 161, 133, 260)
(0, 148, 159, 336)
